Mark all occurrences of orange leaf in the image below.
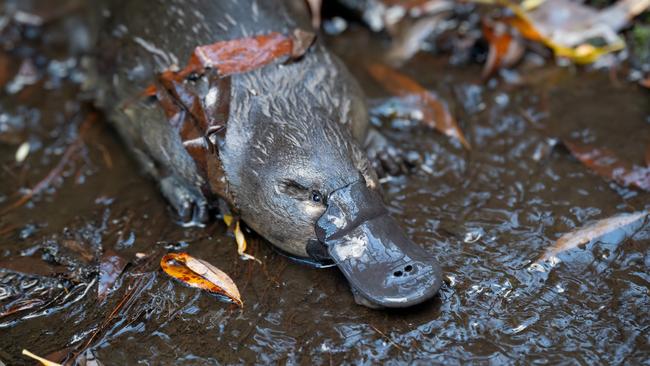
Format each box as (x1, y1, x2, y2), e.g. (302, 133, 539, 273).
(564, 139, 650, 191)
(367, 63, 470, 149)
(481, 20, 525, 78)
(160, 252, 242, 307)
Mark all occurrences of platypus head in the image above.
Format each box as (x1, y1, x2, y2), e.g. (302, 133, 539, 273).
(221, 48, 442, 308)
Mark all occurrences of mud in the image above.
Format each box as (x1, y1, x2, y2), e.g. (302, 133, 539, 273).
(0, 9, 649, 366)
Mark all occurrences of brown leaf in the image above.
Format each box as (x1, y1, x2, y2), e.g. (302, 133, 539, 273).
(564, 139, 650, 191)
(98, 249, 128, 301)
(181, 32, 296, 79)
(535, 211, 648, 264)
(645, 143, 650, 167)
(367, 63, 470, 149)
(160, 252, 242, 307)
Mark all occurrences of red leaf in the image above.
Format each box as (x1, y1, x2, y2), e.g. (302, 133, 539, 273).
(564, 139, 650, 191)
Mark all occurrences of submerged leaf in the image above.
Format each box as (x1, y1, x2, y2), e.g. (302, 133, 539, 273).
(564, 139, 650, 191)
(98, 250, 128, 301)
(160, 252, 242, 306)
(367, 63, 470, 149)
(535, 211, 648, 264)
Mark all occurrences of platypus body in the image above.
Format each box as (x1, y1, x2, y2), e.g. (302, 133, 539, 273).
(93, 0, 442, 308)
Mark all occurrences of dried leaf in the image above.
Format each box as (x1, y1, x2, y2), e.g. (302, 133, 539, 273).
(306, 0, 322, 29)
(160, 252, 242, 306)
(98, 250, 128, 301)
(22, 349, 63, 366)
(223, 215, 259, 262)
(367, 63, 470, 149)
(481, 20, 525, 78)
(564, 139, 650, 191)
(535, 211, 648, 264)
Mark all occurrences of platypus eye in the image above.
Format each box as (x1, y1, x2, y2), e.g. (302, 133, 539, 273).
(311, 190, 323, 203)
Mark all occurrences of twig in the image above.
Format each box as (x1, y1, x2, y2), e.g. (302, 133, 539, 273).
(369, 324, 404, 351)
(0, 113, 96, 215)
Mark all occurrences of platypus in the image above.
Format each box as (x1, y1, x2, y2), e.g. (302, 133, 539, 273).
(91, 0, 442, 308)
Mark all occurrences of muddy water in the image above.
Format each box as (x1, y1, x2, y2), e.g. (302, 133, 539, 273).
(1, 16, 649, 366)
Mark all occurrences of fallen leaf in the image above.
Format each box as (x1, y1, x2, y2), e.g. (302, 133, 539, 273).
(564, 139, 650, 191)
(481, 19, 525, 78)
(495, 0, 650, 63)
(160, 252, 242, 306)
(367, 63, 470, 149)
(98, 249, 128, 301)
(534, 211, 648, 264)
(223, 215, 259, 262)
(305, 0, 322, 29)
(22, 349, 62, 366)
(646, 144, 650, 167)
(164, 30, 314, 83)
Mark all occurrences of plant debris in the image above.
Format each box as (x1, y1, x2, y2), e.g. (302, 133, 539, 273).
(160, 252, 242, 307)
(491, 0, 650, 64)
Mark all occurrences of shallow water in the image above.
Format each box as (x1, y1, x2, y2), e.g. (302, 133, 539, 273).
(1, 11, 649, 366)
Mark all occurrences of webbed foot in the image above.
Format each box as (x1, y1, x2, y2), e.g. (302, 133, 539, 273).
(365, 128, 421, 177)
(160, 176, 210, 227)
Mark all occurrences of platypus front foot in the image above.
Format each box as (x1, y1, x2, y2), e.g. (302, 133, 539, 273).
(160, 176, 210, 227)
(365, 128, 421, 177)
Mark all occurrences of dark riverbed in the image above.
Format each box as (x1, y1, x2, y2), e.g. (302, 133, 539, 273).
(1, 5, 649, 365)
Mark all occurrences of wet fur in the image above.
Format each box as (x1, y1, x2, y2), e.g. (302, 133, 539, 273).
(95, 0, 377, 256)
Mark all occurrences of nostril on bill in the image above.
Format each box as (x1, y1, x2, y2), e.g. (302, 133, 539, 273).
(393, 264, 415, 278)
